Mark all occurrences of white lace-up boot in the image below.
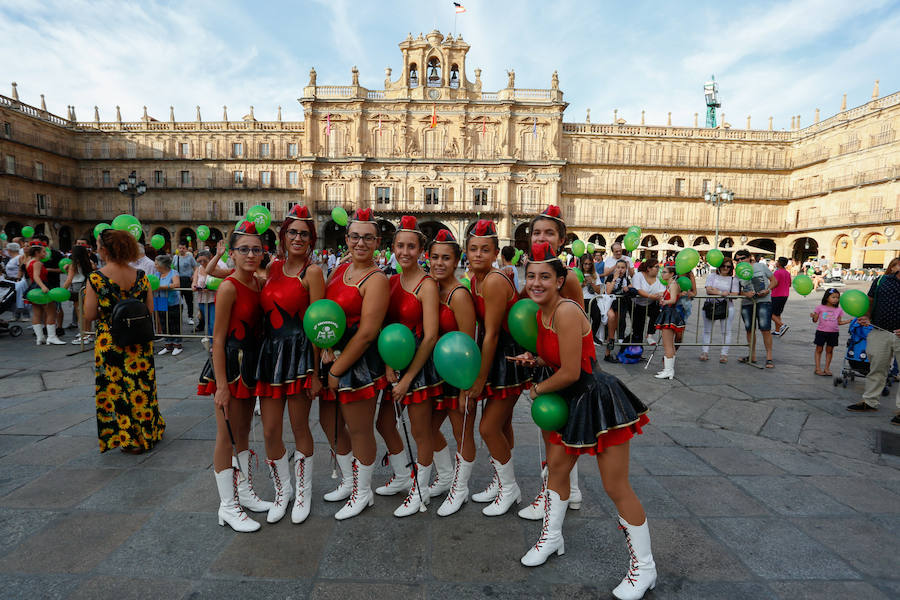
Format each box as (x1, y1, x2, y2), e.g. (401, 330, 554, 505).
(375, 452, 413, 496)
(334, 458, 375, 520)
(482, 456, 522, 516)
(394, 463, 431, 517)
(291, 451, 312, 524)
(520, 489, 568, 566)
(45, 324, 65, 345)
(569, 462, 583, 509)
(265, 451, 293, 523)
(215, 468, 260, 532)
(472, 459, 499, 503)
(323, 452, 354, 502)
(437, 453, 473, 516)
(235, 450, 273, 512)
(654, 356, 675, 379)
(519, 463, 548, 520)
(611, 516, 657, 600)
(428, 446, 454, 498)
(32, 324, 46, 345)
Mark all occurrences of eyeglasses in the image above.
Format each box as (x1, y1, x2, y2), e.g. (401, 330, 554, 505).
(286, 230, 311, 240)
(347, 233, 377, 245)
(722, 264, 734, 270)
(233, 246, 264, 256)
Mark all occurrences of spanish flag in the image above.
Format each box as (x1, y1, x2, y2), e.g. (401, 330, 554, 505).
(431, 104, 437, 128)
(453, 2, 466, 13)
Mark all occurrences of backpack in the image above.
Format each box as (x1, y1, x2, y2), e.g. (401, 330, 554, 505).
(617, 345, 643, 364)
(110, 281, 155, 348)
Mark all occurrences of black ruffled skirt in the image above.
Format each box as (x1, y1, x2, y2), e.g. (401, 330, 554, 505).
(198, 336, 259, 399)
(254, 325, 316, 399)
(322, 323, 388, 403)
(398, 335, 443, 405)
(481, 328, 531, 401)
(655, 304, 686, 331)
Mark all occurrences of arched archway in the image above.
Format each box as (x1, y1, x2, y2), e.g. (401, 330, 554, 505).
(514, 223, 530, 252)
(205, 227, 224, 251)
(3, 221, 22, 238)
(58, 226, 73, 252)
(378, 219, 396, 250)
(792, 237, 818, 263)
(177, 227, 196, 247)
(321, 220, 346, 251)
(833, 235, 852, 265)
(80, 227, 95, 245)
(152, 227, 172, 254)
(419, 220, 450, 243)
(720, 237, 735, 252)
(669, 236, 685, 248)
(863, 233, 887, 266)
(615, 233, 626, 244)
(693, 236, 710, 247)
(588, 233, 606, 248)
(260, 229, 277, 253)
(749, 238, 776, 254)
(565, 232, 579, 244)
(641, 235, 658, 248)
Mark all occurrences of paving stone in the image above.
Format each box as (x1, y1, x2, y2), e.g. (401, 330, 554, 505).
(690, 384, 754, 400)
(753, 449, 849, 475)
(139, 439, 215, 470)
(730, 475, 856, 516)
(0, 507, 56, 552)
(802, 475, 900, 514)
(638, 581, 777, 599)
(583, 475, 690, 518)
(428, 582, 607, 600)
(770, 581, 891, 600)
(0, 511, 149, 573)
(0, 467, 120, 509)
(702, 517, 859, 580)
(0, 434, 40, 459)
(186, 579, 311, 599)
(431, 515, 529, 582)
(659, 425, 732, 447)
(166, 470, 220, 512)
(630, 423, 675, 446)
(310, 582, 424, 600)
(792, 516, 900, 578)
(760, 407, 809, 443)
(79, 468, 194, 511)
(0, 374, 44, 398)
(652, 518, 752, 581)
(319, 516, 428, 581)
(650, 388, 719, 420)
(102, 511, 233, 578)
(690, 447, 785, 475)
(700, 398, 773, 435)
(0, 574, 81, 599)
(42, 368, 92, 389)
(1, 412, 92, 436)
(69, 576, 192, 600)
(0, 464, 52, 497)
(522, 514, 622, 587)
(630, 445, 717, 476)
(0, 434, 95, 466)
(657, 476, 770, 517)
(211, 516, 333, 578)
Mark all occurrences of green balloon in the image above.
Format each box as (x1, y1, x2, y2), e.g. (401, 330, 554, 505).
(94, 223, 111, 239)
(675, 248, 700, 275)
(627, 226, 642, 237)
(839, 289, 870, 318)
(531, 393, 569, 431)
(706, 248, 724, 268)
(0, 232, 7, 240)
(460, 277, 471, 290)
(512, 248, 523, 265)
(396, 263, 403, 274)
(41, 252, 51, 262)
(507, 298, 539, 353)
(22, 226, 35, 238)
(587, 243, 595, 254)
(150, 234, 165, 250)
(26, 288, 50, 304)
(623, 233, 639, 252)
(206, 276, 222, 291)
(792, 274, 813, 296)
(433, 331, 482, 389)
(147, 274, 160, 290)
(573, 267, 585, 284)
(58, 258, 72, 269)
(246, 205, 272, 232)
(572, 239, 585, 257)
(735, 262, 753, 281)
(111, 214, 142, 240)
(677, 276, 692, 292)
(197, 225, 210, 241)
(48, 287, 70, 302)
(378, 323, 416, 370)
(303, 299, 347, 349)
(331, 206, 349, 227)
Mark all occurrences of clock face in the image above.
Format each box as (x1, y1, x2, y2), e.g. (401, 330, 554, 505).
(428, 89, 441, 100)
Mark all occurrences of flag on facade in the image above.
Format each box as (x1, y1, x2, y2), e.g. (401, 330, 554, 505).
(378, 115, 382, 135)
(326, 113, 331, 136)
(482, 115, 486, 135)
(431, 104, 437, 128)
(533, 116, 537, 139)
(453, 2, 466, 13)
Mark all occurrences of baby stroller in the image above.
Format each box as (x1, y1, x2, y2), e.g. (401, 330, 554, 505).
(834, 318, 893, 395)
(0, 280, 24, 338)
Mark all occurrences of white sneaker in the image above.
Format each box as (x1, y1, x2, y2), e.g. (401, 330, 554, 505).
(172, 347, 183, 356)
(158, 347, 169, 355)
(71, 335, 83, 345)
(188, 318, 194, 325)
(201, 337, 210, 351)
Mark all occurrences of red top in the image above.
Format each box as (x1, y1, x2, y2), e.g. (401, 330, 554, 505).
(324, 262, 380, 328)
(222, 276, 262, 342)
(25, 260, 41, 283)
(260, 259, 310, 331)
(536, 301, 595, 373)
(387, 273, 429, 337)
(439, 285, 467, 334)
(471, 270, 517, 332)
(772, 268, 791, 298)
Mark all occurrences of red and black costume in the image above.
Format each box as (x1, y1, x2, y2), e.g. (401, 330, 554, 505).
(654, 288, 686, 332)
(469, 220, 531, 401)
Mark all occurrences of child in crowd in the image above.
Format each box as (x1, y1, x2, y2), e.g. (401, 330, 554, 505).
(811, 288, 851, 376)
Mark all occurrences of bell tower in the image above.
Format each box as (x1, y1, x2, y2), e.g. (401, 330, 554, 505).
(386, 30, 474, 100)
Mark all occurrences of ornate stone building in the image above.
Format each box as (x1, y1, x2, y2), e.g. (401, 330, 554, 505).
(1, 30, 898, 267)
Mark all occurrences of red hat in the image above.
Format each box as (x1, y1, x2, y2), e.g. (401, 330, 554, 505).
(397, 215, 421, 233)
(353, 208, 375, 222)
(539, 205, 564, 223)
(432, 229, 459, 246)
(469, 219, 498, 238)
(286, 204, 312, 221)
(234, 220, 261, 235)
(530, 241, 560, 263)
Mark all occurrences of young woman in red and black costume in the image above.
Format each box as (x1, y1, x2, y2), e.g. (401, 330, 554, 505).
(465, 219, 532, 516)
(198, 221, 270, 532)
(253, 204, 325, 525)
(519, 205, 585, 521)
(373, 215, 443, 517)
(425, 229, 478, 516)
(320, 208, 390, 520)
(520, 242, 656, 600)
(652, 265, 686, 380)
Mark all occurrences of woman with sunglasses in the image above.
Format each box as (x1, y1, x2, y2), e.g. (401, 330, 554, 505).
(426, 229, 478, 516)
(321, 208, 390, 520)
(701, 259, 740, 363)
(252, 205, 325, 525)
(198, 221, 269, 532)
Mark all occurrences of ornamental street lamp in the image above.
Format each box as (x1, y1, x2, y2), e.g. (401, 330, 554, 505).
(703, 183, 734, 247)
(117, 170, 147, 217)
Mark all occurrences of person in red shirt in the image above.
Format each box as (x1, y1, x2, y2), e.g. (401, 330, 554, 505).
(771, 257, 792, 336)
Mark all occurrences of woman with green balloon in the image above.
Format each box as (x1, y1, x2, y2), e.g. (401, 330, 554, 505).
(320, 208, 391, 520)
(61, 245, 97, 344)
(426, 229, 479, 516)
(517, 242, 655, 599)
(652, 266, 687, 379)
(23, 243, 65, 344)
(375, 215, 444, 517)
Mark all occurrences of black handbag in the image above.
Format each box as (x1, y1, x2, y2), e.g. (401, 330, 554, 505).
(703, 298, 728, 321)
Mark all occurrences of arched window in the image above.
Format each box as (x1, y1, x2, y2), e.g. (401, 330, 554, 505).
(409, 63, 418, 87)
(427, 57, 441, 87)
(449, 64, 460, 89)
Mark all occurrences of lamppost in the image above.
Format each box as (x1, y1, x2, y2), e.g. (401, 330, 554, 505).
(703, 183, 734, 247)
(117, 171, 147, 217)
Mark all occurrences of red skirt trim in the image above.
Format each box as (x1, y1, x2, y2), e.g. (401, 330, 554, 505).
(322, 376, 388, 404)
(483, 381, 530, 402)
(400, 382, 444, 406)
(550, 413, 650, 456)
(434, 395, 459, 411)
(656, 323, 685, 332)
(197, 379, 255, 399)
(254, 376, 312, 400)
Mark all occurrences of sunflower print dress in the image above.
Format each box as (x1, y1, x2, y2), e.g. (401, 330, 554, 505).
(89, 270, 165, 452)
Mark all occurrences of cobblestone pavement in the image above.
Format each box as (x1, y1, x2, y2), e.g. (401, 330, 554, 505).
(0, 282, 898, 599)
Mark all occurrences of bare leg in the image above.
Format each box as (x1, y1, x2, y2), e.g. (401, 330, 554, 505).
(318, 397, 351, 455)
(448, 396, 477, 462)
(814, 346, 823, 372)
(213, 396, 252, 471)
(259, 397, 287, 460)
(545, 443, 578, 499)
(340, 397, 378, 465)
(479, 398, 517, 463)
(662, 329, 676, 359)
(407, 400, 434, 466)
(823, 346, 834, 373)
(596, 441, 645, 525)
(762, 331, 774, 361)
(375, 395, 405, 455)
(286, 391, 314, 456)
(431, 409, 449, 452)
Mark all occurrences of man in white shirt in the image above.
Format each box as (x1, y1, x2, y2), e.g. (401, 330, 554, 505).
(2, 243, 29, 320)
(130, 244, 157, 275)
(601, 242, 635, 281)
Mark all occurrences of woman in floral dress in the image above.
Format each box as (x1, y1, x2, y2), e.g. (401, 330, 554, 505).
(83, 229, 165, 454)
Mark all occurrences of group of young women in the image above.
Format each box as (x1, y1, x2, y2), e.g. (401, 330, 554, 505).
(197, 204, 657, 600)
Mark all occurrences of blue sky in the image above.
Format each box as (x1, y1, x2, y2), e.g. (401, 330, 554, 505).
(2, 0, 898, 129)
